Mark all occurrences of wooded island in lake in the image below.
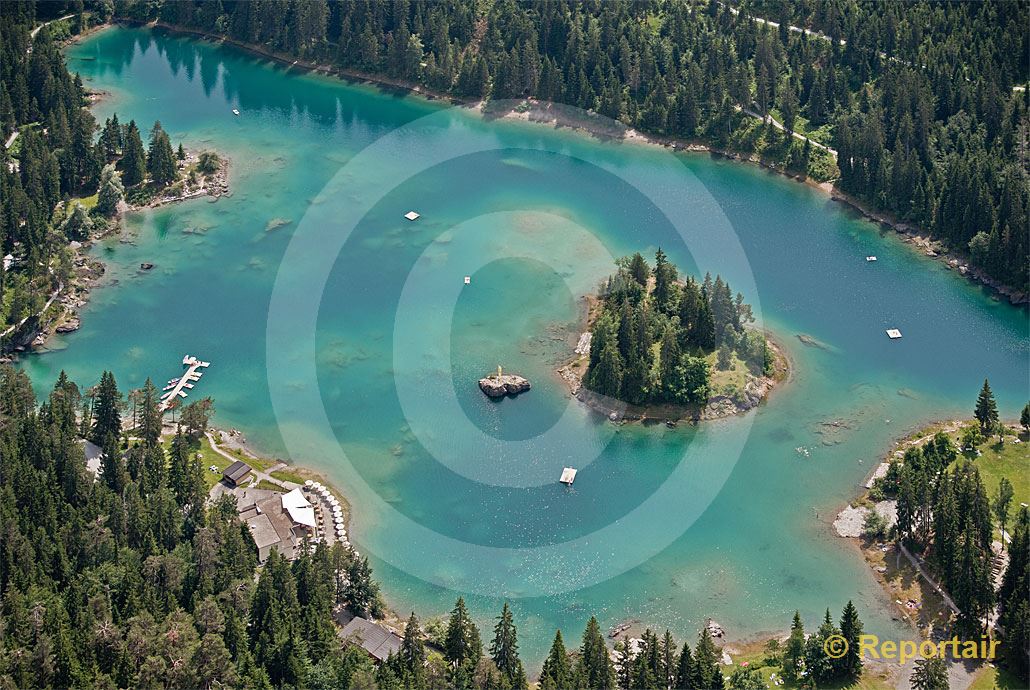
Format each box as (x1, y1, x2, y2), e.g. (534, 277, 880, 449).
(1, 1, 1028, 689)
(572, 251, 781, 421)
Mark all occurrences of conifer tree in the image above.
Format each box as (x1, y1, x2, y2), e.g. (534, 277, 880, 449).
(490, 602, 526, 689)
(998, 507, 1029, 684)
(120, 120, 146, 186)
(345, 554, 383, 618)
(674, 640, 693, 690)
(576, 617, 616, 690)
(803, 610, 839, 685)
(910, 656, 948, 690)
(138, 377, 162, 447)
(974, 379, 999, 435)
(660, 629, 676, 688)
(444, 597, 482, 670)
(782, 611, 805, 682)
(540, 630, 573, 690)
(836, 601, 863, 680)
(96, 164, 124, 216)
(400, 611, 427, 685)
(692, 627, 724, 690)
(91, 370, 122, 444)
(147, 121, 178, 186)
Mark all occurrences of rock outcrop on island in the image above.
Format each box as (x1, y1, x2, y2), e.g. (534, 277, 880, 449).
(479, 372, 531, 398)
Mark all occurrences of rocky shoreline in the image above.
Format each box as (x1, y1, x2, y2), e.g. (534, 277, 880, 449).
(828, 188, 1028, 306)
(2, 149, 230, 357)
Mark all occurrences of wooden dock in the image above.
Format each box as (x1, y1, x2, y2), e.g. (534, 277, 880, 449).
(159, 354, 210, 411)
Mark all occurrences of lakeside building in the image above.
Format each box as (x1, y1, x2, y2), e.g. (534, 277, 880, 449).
(222, 460, 252, 486)
(339, 616, 403, 663)
(236, 486, 316, 561)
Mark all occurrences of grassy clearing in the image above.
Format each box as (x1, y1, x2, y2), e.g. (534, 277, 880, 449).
(719, 638, 895, 689)
(768, 107, 836, 146)
(969, 664, 1024, 690)
(950, 422, 1029, 507)
(270, 467, 306, 485)
(65, 194, 98, 218)
(707, 350, 750, 397)
(162, 433, 226, 490)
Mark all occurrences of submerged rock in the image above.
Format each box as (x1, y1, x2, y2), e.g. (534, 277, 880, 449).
(479, 373, 531, 398)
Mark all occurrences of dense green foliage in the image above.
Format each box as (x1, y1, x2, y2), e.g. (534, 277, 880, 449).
(11, 367, 1026, 688)
(909, 655, 948, 690)
(748, 0, 1029, 292)
(0, 366, 386, 688)
(872, 381, 1030, 683)
(0, 4, 97, 332)
(0, 6, 185, 339)
(584, 251, 769, 406)
(998, 506, 1030, 685)
(118, 0, 1029, 293)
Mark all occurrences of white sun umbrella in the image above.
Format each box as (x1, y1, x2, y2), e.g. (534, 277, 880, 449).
(311, 481, 322, 489)
(304, 479, 313, 487)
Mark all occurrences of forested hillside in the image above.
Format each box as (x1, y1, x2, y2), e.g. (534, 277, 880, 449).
(0, 3, 98, 338)
(0, 367, 386, 688)
(113, 0, 1030, 295)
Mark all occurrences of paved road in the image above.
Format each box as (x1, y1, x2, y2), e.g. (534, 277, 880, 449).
(204, 430, 295, 489)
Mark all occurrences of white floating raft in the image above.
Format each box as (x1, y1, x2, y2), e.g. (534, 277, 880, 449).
(464, 276, 471, 285)
(886, 329, 903, 339)
(560, 467, 578, 485)
(404, 211, 420, 221)
(232, 108, 240, 116)
(866, 256, 877, 262)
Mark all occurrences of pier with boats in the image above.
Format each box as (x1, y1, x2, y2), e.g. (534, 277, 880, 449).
(160, 354, 210, 411)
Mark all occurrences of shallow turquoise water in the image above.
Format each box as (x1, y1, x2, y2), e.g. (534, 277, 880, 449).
(25, 27, 1029, 664)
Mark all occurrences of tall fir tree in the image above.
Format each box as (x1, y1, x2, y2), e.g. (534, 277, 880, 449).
(974, 379, 999, 435)
(444, 597, 482, 670)
(540, 630, 573, 690)
(147, 121, 178, 186)
(489, 602, 526, 689)
(576, 617, 617, 690)
(120, 120, 147, 186)
(91, 370, 122, 444)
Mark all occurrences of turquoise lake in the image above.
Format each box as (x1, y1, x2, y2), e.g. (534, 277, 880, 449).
(26, 27, 1029, 665)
